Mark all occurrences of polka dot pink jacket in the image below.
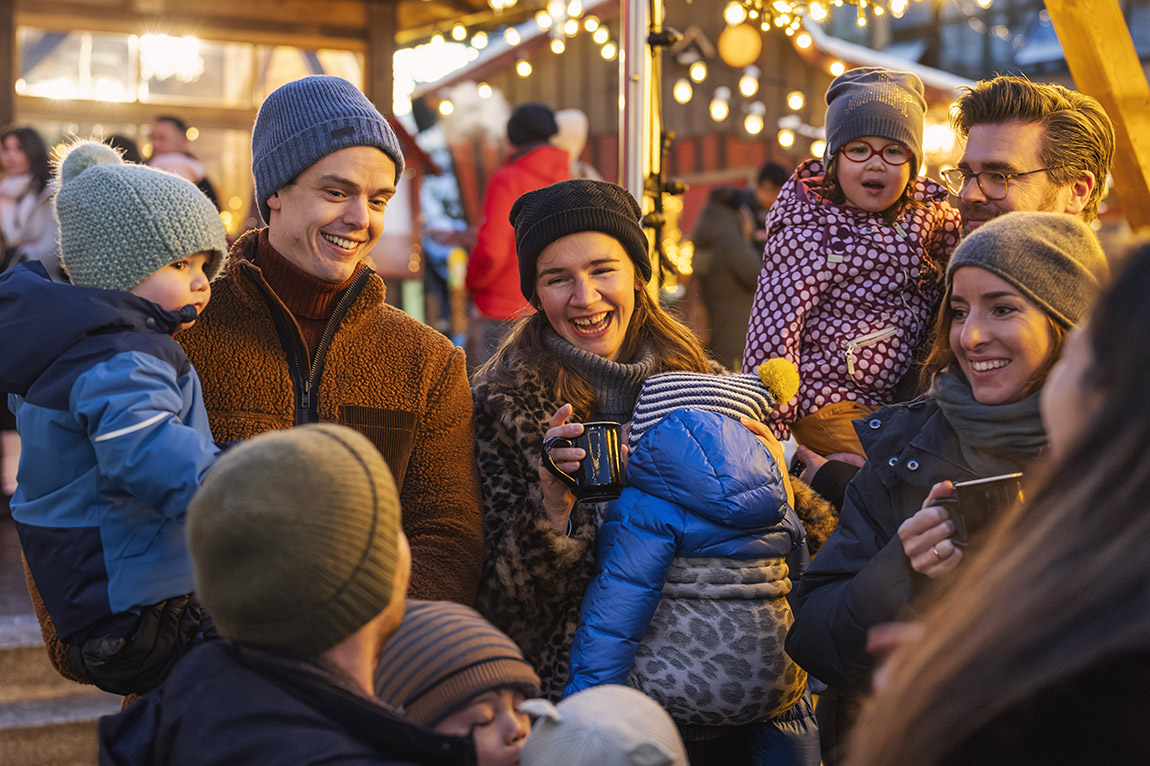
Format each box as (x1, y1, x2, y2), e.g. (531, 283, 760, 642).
(741, 158, 961, 438)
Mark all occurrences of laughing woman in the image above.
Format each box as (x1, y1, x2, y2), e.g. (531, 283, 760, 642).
(469, 180, 714, 698)
(784, 212, 1109, 758)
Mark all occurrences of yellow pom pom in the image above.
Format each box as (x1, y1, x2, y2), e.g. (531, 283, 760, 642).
(757, 359, 799, 405)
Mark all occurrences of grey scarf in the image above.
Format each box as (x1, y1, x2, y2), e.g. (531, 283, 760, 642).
(544, 330, 657, 422)
(932, 370, 1047, 477)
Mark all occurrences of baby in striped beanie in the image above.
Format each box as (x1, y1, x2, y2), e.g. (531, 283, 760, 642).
(563, 360, 820, 749)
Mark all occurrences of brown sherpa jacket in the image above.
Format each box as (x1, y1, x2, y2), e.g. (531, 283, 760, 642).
(179, 229, 483, 604)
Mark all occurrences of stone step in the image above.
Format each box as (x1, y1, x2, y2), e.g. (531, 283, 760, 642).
(0, 691, 122, 766)
(0, 614, 122, 765)
(0, 615, 94, 704)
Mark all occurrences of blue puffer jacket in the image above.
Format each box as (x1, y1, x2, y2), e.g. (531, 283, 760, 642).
(0, 263, 219, 643)
(565, 410, 809, 726)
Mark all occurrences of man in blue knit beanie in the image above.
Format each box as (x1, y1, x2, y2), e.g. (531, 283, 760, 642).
(178, 76, 483, 607)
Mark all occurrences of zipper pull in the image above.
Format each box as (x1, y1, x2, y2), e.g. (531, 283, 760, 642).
(846, 348, 857, 376)
(302, 380, 311, 414)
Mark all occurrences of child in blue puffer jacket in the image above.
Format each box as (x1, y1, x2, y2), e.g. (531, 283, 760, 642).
(564, 361, 820, 766)
(0, 141, 227, 695)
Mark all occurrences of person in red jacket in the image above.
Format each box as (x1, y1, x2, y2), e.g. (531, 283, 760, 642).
(465, 103, 571, 367)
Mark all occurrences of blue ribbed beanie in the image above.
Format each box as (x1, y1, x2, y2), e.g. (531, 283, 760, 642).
(825, 66, 925, 164)
(55, 140, 228, 291)
(251, 75, 405, 224)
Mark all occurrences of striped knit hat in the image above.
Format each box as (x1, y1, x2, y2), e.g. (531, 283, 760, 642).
(374, 600, 541, 726)
(628, 359, 799, 451)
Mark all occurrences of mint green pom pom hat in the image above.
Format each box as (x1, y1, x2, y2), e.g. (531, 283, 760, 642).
(54, 140, 228, 291)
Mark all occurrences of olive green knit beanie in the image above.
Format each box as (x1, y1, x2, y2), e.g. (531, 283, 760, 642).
(54, 140, 227, 291)
(187, 424, 402, 655)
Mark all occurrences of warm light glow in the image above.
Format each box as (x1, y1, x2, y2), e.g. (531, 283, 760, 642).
(810, 2, 828, 21)
(724, 2, 748, 25)
(811, 139, 826, 158)
(710, 98, 730, 122)
(689, 61, 708, 82)
(890, 0, 907, 17)
(516, 59, 532, 76)
(919, 163, 928, 177)
(536, 11, 553, 29)
(740, 75, 759, 97)
(139, 34, 205, 84)
(829, 60, 846, 76)
(744, 113, 764, 135)
(451, 24, 467, 41)
(778, 129, 796, 148)
(478, 82, 493, 98)
(976, 0, 994, 7)
(551, 38, 565, 54)
(796, 32, 813, 49)
(564, 18, 579, 36)
(439, 99, 454, 115)
(505, 28, 521, 45)
(787, 90, 805, 110)
(431, 34, 445, 45)
(601, 42, 617, 60)
(472, 31, 489, 49)
(673, 78, 693, 104)
(186, 126, 200, 141)
(593, 26, 609, 44)
(584, 16, 600, 32)
(228, 196, 243, 210)
(567, 0, 583, 16)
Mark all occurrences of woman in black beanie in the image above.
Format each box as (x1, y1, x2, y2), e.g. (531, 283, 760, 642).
(469, 180, 712, 697)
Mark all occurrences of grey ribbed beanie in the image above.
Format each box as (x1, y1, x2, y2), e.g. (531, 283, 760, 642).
(252, 75, 405, 224)
(947, 211, 1109, 328)
(510, 179, 652, 302)
(55, 141, 227, 291)
(187, 424, 401, 655)
(825, 66, 925, 163)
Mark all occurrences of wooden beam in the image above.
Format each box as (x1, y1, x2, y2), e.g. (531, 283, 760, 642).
(1045, 0, 1150, 233)
(365, 0, 396, 120)
(0, 0, 13, 126)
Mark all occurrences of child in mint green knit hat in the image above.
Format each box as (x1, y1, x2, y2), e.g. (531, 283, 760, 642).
(0, 139, 228, 696)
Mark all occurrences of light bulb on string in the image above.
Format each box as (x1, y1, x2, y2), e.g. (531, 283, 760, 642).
(811, 139, 826, 158)
(516, 59, 532, 77)
(535, 11, 552, 29)
(710, 86, 731, 122)
(583, 16, 599, 31)
(505, 28, 521, 45)
(673, 78, 693, 104)
(438, 99, 454, 116)
(724, 2, 748, 25)
(601, 42, 617, 59)
(551, 38, 565, 54)
(778, 129, 795, 148)
(830, 60, 846, 76)
(451, 24, 466, 41)
(564, 19, 579, 36)
(739, 66, 760, 97)
(471, 31, 488, 49)
(477, 82, 493, 98)
(745, 113, 764, 135)
(787, 90, 804, 110)
(689, 61, 707, 82)
(593, 26, 609, 44)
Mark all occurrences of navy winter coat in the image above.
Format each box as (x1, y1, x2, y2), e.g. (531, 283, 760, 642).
(99, 641, 476, 766)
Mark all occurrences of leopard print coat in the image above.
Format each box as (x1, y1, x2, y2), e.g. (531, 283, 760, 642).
(471, 350, 611, 699)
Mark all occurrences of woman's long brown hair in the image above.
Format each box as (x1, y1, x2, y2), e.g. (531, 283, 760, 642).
(847, 246, 1150, 766)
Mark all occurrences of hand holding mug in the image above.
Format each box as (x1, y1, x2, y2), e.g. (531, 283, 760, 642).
(538, 404, 583, 533)
(898, 481, 963, 579)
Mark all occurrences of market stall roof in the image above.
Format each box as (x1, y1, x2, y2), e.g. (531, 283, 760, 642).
(794, 18, 973, 102)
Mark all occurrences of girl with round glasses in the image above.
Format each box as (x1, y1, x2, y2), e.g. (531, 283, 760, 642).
(743, 67, 961, 460)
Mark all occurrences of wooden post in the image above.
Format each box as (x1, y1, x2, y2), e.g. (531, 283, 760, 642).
(1045, 0, 1150, 233)
(0, 0, 14, 127)
(365, 0, 396, 119)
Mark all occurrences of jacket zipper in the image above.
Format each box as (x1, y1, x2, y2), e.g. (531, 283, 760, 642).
(845, 326, 898, 376)
(248, 262, 370, 426)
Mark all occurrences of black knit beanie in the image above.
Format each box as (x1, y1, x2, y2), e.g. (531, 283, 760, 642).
(510, 179, 653, 302)
(507, 103, 558, 147)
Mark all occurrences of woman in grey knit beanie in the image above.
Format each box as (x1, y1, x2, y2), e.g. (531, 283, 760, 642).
(786, 211, 1109, 755)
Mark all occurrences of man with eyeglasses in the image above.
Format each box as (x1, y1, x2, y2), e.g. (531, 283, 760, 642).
(945, 75, 1115, 234)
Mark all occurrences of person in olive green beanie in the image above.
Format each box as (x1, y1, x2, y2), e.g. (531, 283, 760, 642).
(99, 425, 477, 766)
